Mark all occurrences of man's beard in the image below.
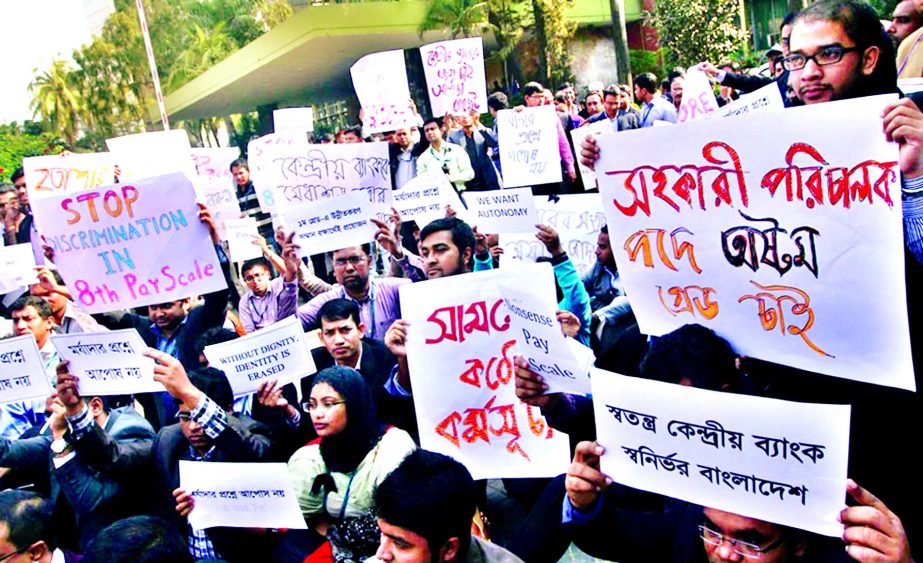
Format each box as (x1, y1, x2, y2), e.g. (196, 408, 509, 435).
(343, 274, 369, 293)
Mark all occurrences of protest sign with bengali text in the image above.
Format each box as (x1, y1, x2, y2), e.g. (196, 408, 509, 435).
(180, 461, 307, 530)
(392, 171, 464, 224)
(500, 193, 606, 278)
(570, 121, 611, 190)
(191, 147, 240, 182)
(247, 132, 307, 213)
(350, 50, 417, 135)
(51, 330, 162, 396)
(420, 37, 487, 118)
(32, 173, 226, 314)
(283, 190, 378, 259)
(0, 335, 52, 405)
(595, 94, 913, 389)
(497, 105, 563, 188)
(592, 369, 850, 536)
(399, 265, 571, 479)
(23, 153, 115, 203)
(709, 82, 785, 119)
(273, 107, 314, 133)
(224, 217, 261, 263)
(203, 315, 316, 396)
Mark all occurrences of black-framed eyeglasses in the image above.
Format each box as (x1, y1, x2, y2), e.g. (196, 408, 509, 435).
(333, 256, 365, 268)
(782, 45, 862, 71)
(699, 524, 785, 559)
(0, 544, 30, 562)
(302, 400, 346, 412)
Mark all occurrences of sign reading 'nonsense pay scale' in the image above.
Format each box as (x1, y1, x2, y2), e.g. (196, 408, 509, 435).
(32, 173, 226, 314)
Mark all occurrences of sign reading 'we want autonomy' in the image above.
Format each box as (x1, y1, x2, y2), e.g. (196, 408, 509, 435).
(595, 94, 914, 390)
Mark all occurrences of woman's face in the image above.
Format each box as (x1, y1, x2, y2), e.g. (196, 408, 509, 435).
(309, 382, 348, 438)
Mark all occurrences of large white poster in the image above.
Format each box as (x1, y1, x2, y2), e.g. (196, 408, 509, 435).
(497, 105, 563, 187)
(595, 95, 913, 390)
(420, 37, 487, 118)
(399, 265, 571, 480)
(592, 370, 850, 536)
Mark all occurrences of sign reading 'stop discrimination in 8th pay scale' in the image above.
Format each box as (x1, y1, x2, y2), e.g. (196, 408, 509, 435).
(31, 172, 226, 314)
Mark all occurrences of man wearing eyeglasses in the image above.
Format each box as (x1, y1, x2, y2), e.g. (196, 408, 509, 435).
(297, 243, 411, 340)
(0, 491, 81, 563)
(237, 232, 301, 334)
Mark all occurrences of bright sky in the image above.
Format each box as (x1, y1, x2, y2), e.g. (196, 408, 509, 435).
(0, 0, 96, 124)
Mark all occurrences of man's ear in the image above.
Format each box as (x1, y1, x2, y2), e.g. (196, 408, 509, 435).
(28, 540, 49, 561)
(861, 45, 880, 76)
(88, 396, 105, 418)
(437, 537, 461, 562)
(357, 322, 367, 337)
(463, 246, 473, 264)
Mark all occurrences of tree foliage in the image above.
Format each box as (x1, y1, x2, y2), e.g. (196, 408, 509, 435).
(29, 60, 84, 146)
(31, 0, 292, 149)
(648, 0, 748, 69)
(534, 0, 575, 86)
(0, 123, 65, 183)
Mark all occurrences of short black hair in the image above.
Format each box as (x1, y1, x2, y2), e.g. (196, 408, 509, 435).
(667, 67, 685, 82)
(640, 324, 739, 391)
(342, 124, 363, 139)
(0, 184, 17, 197)
(195, 327, 239, 363)
(11, 167, 24, 183)
(600, 224, 608, 235)
(375, 450, 475, 558)
(100, 395, 134, 412)
(557, 82, 573, 91)
(11, 295, 53, 319)
(420, 217, 475, 256)
(422, 116, 443, 129)
(187, 367, 234, 411)
(241, 257, 272, 278)
(0, 490, 55, 551)
(634, 72, 658, 93)
(229, 158, 248, 172)
(487, 91, 509, 112)
(522, 81, 545, 97)
(602, 86, 619, 100)
(83, 516, 192, 563)
(319, 298, 361, 327)
(781, 10, 797, 28)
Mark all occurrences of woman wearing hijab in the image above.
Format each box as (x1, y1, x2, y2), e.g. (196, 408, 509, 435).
(287, 366, 416, 562)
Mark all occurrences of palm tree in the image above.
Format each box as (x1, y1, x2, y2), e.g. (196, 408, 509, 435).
(419, 0, 491, 39)
(166, 22, 237, 92)
(29, 59, 84, 145)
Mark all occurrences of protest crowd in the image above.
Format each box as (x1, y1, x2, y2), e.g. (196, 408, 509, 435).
(2, 0, 923, 561)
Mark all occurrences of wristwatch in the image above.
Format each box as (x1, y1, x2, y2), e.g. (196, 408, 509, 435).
(50, 438, 73, 456)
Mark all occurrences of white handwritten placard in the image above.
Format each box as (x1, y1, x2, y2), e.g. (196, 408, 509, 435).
(203, 315, 316, 397)
(465, 188, 539, 234)
(497, 105, 562, 188)
(195, 176, 242, 241)
(0, 244, 38, 293)
(259, 142, 394, 223)
(0, 335, 52, 404)
(282, 190, 378, 259)
(592, 369, 850, 536)
(191, 147, 240, 182)
(32, 173, 226, 314)
(105, 130, 196, 182)
(224, 217, 261, 263)
(180, 460, 308, 530)
(497, 265, 591, 396)
(247, 132, 308, 213)
(420, 37, 487, 118)
(23, 153, 115, 203)
(273, 107, 314, 133)
(569, 121, 610, 190)
(709, 82, 785, 120)
(392, 171, 463, 224)
(399, 265, 571, 479)
(51, 330, 162, 395)
(677, 67, 719, 123)
(500, 193, 606, 278)
(350, 49, 417, 135)
(596, 94, 913, 390)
